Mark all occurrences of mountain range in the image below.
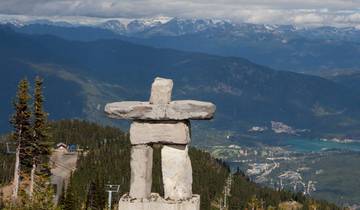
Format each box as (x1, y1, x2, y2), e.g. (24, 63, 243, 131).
(1, 25, 360, 144)
(3, 15, 360, 74)
(1, 15, 359, 208)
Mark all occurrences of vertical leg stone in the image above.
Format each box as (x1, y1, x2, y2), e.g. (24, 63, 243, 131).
(161, 145, 193, 200)
(130, 144, 153, 199)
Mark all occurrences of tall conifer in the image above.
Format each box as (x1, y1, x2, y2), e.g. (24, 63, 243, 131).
(10, 78, 33, 196)
(31, 77, 56, 209)
(63, 175, 77, 210)
(33, 76, 52, 178)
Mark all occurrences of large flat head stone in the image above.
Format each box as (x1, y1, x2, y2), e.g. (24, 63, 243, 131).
(150, 77, 173, 105)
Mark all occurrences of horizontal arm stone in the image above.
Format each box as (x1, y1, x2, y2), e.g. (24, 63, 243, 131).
(104, 100, 215, 120)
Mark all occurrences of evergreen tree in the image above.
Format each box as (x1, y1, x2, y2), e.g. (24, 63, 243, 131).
(10, 78, 33, 197)
(85, 178, 105, 210)
(85, 181, 97, 209)
(33, 76, 52, 178)
(63, 174, 78, 210)
(248, 195, 261, 210)
(29, 77, 56, 208)
(30, 180, 57, 210)
(5, 78, 58, 209)
(58, 181, 66, 209)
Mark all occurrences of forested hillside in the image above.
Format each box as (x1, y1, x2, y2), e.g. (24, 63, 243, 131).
(1, 26, 360, 140)
(0, 135, 14, 186)
(1, 120, 343, 209)
(51, 120, 229, 210)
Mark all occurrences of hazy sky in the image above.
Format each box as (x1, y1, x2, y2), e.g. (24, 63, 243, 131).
(0, 0, 360, 26)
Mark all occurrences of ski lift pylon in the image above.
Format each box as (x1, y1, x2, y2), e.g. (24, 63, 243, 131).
(5, 142, 17, 154)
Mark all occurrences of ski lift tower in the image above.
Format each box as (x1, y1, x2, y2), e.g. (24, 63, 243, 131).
(5, 142, 17, 154)
(105, 184, 120, 210)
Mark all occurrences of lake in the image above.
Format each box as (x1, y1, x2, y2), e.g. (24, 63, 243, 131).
(279, 138, 360, 152)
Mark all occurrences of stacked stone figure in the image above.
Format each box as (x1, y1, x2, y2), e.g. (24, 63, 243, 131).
(105, 77, 216, 210)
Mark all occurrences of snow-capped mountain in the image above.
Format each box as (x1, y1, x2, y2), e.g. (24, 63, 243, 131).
(139, 17, 229, 36)
(1, 14, 360, 40)
(99, 16, 172, 34)
(99, 20, 127, 34)
(2, 14, 360, 74)
(0, 14, 173, 33)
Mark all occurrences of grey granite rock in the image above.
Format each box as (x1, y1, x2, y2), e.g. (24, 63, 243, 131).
(130, 121, 191, 145)
(150, 77, 173, 105)
(105, 100, 215, 120)
(130, 145, 153, 199)
(118, 193, 200, 210)
(162, 145, 193, 200)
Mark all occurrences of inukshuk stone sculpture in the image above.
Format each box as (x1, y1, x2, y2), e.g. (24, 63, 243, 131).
(105, 77, 216, 210)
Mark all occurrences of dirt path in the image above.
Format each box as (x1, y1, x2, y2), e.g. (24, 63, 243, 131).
(50, 150, 78, 204)
(0, 149, 78, 204)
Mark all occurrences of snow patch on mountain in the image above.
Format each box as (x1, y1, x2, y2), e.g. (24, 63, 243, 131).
(0, 14, 171, 28)
(1, 14, 360, 41)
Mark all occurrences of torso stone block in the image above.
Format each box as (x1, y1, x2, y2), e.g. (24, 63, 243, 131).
(130, 121, 191, 145)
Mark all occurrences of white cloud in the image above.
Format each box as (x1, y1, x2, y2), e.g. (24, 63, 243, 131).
(0, 0, 360, 26)
(293, 13, 325, 25)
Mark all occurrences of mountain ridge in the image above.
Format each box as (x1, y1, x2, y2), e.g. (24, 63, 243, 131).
(4, 15, 360, 73)
(1, 26, 360, 142)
